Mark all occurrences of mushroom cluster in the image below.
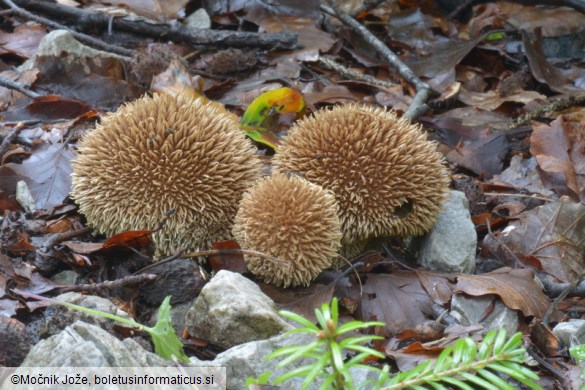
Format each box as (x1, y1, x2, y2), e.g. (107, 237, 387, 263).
(233, 172, 342, 287)
(71, 93, 263, 256)
(273, 103, 450, 251)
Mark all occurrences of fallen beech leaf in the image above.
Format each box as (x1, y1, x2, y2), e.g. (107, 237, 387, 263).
(208, 240, 247, 274)
(5, 142, 74, 210)
(455, 267, 549, 318)
(531, 116, 584, 201)
(498, 201, 585, 282)
(259, 282, 334, 322)
(102, 230, 153, 251)
(530, 320, 561, 357)
(151, 58, 206, 101)
(240, 87, 305, 149)
(2, 95, 91, 122)
(358, 274, 428, 337)
(523, 29, 579, 94)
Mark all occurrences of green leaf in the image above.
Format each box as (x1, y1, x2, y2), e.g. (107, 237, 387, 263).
(315, 307, 328, 331)
(148, 296, 190, 363)
(459, 371, 498, 389)
(498, 360, 542, 381)
(493, 329, 508, 355)
(502, 332, 523, 352)
(303, 354, 332, 389)
(330, 341, 345, 373)
(245, 371, 271, 388)
(344, 344, 385, 360)
(338, 321, 385, 334)
(280, 310, 320, 330)
(273, 340, 322, 367)
(441, 376, 475, 390)
(434, 345, 453, 374)
(488, 362, 542, 389)
(477, 368, 514, 390)
(240, 87, 305, 149)
(330, 297, 339, 324)
(461, 338, 478, 365)
(479, 330, 497, 360)
(339, 335, 384, 346)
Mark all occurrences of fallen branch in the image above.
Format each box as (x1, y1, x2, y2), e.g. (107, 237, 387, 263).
(320, 1, 432, 120)
(0, 77, 40, 99)
(13, 0, 298, 51)
(1, 0, 134, 57)
(0, 122, 25, 159)
(509, 93, 585, 128)
(39, 226, 94, 253)
(58, 274, 157, 294)
(316, 55, 399, 89)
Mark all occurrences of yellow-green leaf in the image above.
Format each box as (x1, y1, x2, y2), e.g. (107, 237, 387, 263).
(240, 87, 305, 149)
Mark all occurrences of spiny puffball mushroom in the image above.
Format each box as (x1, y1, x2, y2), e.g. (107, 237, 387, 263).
(71, 93, 263, 256)
(273, 103, 450, 246)
(232, 172, 342, 288)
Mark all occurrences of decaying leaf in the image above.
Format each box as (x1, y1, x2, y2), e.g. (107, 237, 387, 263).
(455, 267, 550, 318)
(5, 142, 74, 210)
(240, 87, 305, 148)
(498, 201, 585, 282)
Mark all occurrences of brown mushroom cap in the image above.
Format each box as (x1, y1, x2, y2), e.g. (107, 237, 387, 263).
(273, 103, 450, 244)
(233, 172, 342, 287)
(71, 93, 263, 256)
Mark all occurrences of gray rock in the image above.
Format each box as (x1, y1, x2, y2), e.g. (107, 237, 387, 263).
(193, 331, 378, 390)
(553, 319, 585, 348)
(38, 292, 131, 338)
(19, 30, 125, 73)
(20, 321, 168, 367)
(185, 271, 292, 349)
(184, 8, 211, 29)
(416, 190, 477, 273)
(450, 294, 519, 333)
(50, 270, 78, 285)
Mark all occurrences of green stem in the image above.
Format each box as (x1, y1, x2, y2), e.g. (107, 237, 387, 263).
(383, 351, 521, 389)
(14, 290, 153, 332)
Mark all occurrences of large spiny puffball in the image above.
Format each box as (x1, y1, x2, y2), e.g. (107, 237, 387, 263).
(233, 172, 342, 287)
(71, 93, 263, 256)
(273, 103, 450, 247)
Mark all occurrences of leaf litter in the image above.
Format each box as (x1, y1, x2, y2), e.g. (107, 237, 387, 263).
(0, 0, 585, 386)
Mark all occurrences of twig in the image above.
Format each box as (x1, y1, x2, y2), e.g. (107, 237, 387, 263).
(13, 0, 298, 50)
(0, 122, 25, 159)
(39, 226, 93, 253)
(508, 93, 585, 128)
(320, 2, 432, 120)
(483, 192, 555, 202)
(133, 249, 185, 275)
(526, 347, 571, 388)
(539, 276, 585, 298)
(1, 0, 135, 57)
(58, 273, 157, 293)
(0, 77, 40, 98)
(184, 248, 292, 267)
(316, 55, 399, 89)
(542, 275, 581, 325)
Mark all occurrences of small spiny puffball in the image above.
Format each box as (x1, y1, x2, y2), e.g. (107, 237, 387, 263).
(71, 93, 263, 256)
(233, 173, 342, 287)
(273, 103, 450, 246)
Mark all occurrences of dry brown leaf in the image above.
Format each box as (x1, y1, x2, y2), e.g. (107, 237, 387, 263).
(5, 143, 74, 210)
(498, 201, 585, 282)
(358, 273, 428, 337)
(458, 88, 545, 111)
(531, 116, 583, 201)
(455, 267, 549, 318)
